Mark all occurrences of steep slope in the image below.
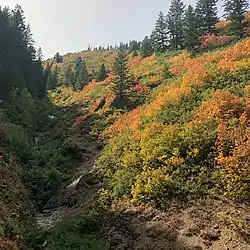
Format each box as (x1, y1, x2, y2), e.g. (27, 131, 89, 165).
(37, 38, 250, 250)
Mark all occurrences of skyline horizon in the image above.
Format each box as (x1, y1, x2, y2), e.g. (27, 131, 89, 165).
(0, 0, 224, 59)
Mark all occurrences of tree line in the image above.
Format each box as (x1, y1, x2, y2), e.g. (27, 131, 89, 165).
(81, 0, 249, 57)
(0, 5, 48, 102)
(108, 0, 249, 106)
(150, 0, 249, 54)
(48, 0, 249, 99)
(46, 57, 108, 91)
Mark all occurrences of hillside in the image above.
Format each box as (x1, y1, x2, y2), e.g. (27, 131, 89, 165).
(0, 2, 250, 250)
(39, 38, 250, 250)
(53, 50, 116, 74)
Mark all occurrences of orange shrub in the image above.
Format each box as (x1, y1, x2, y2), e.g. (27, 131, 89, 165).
(194, 90, 243, 123)
(168, 50, 190, 75)
(200, 33, 231, 50)
(215, 20, 231, 35)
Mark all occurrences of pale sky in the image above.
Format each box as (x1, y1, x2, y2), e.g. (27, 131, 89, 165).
(0, 0, 223, 58)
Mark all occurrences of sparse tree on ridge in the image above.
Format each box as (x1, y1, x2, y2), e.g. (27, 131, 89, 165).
(54, 52, 63, 63)
(128, 40, 140, 53)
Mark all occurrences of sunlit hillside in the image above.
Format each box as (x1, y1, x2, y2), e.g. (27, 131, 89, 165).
(1, 2, 250, 249)
(51, 38, 250, 205)
(52, 50, 116, 73)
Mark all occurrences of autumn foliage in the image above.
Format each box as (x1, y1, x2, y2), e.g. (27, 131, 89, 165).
(50, 38, 250, 206)
(98, 38, 250, 205)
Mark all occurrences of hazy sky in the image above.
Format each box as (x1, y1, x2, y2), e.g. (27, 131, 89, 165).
(0, 0, 223, 58)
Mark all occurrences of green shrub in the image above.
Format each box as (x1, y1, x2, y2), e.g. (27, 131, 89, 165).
(131, 168, 173, 207)
(6, 88, 37, 128)
(0, 123, 31, 160)
(99, 119, 218, 205)
(208, 68, 250, 96)
(19, 144, 74, 208)
(0, 107, 6, 121)
(108, 168, 138, 199)
(45, 215, 107, 250)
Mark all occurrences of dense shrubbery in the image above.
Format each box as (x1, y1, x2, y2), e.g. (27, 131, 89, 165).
(98, 39, 250, 207)
(25, 214, 106, 250)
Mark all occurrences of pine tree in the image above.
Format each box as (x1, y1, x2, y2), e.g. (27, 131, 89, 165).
(74, 57, 88, 90)
(195, 0, 218, 35)
(152, 12, 169, 52)
(42, 62, 53, 95)
(96, 63, 108, 82)
(0, 5, 44, 100)
(47, 66, 58, 90)
(166, 0, 186, 49)
(224, 0, 249, 38)
(54, 52, 63, 63)
(64, 65, 72, 86)
(119, 43, 127, 51)
(111, 49, 131, 102)
(75, 67, 84, 90)
(128, 40, 140, 53)
(70, 71, 75, 89)
(36, 47, 43, 61)
(141, 36, 154, 58)
(183, 5, 200, 51)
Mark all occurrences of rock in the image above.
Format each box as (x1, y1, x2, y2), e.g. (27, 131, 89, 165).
(201, 229, 221, 241)
(193, 246, 202, 250)
(76, 173, 98, 188)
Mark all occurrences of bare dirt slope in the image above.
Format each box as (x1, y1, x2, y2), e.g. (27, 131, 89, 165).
(36, 109, 250, 250)
(37, 140, 250, 250)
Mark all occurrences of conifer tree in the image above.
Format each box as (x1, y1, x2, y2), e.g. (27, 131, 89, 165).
(54, 52, 63, 63)
(74, 57, 88, 90)
(152, 12, 169, 52)
(224, 0, 249, 38)
(46, 66, 58, 90)
(183, 5, 200, 51)
(36, 47, 43, 61)
(64, 65, 72, 86)
(166, 0, 186, 49)
(141, 36, 154, 58)
(70, 71, 75, 89)
(0, 5, 44, 100)
(96, 63, 108, 82)
(196, 0, 218, 35)
(111, 49, 131, 102)
(128, 40, 140, 53)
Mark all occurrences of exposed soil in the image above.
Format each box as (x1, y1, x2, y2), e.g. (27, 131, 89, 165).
(37, 146, 250, 250)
